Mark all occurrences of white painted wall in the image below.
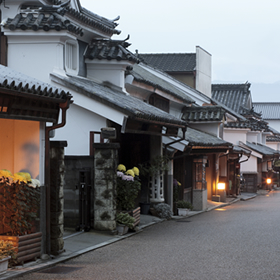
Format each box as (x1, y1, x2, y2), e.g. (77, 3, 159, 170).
(189, 123, 219, 137)
(195, 46, 212, 98)
(86, 60, 131, 92)
(53, 104, 107, 155)
(7, 34, 67, 83)
(247, 132, 259, 143)
(240, 155, 258, 173)
(224, 129, 247, 145)
(265, 119, 280, 132)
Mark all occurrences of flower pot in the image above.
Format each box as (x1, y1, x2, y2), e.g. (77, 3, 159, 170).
(0, 232, 42, 264)
(178, 208, 189, 216)
(140, 203, 150, 215)
(0, 256, 10, 274)
(116, 224, 129, 236)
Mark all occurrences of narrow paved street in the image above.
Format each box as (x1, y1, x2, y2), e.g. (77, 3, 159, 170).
(19, 191, 280, 280)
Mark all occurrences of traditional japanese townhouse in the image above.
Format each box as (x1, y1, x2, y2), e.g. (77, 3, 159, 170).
(212, 83, 280, 192)
(0, 0, 190, 239)
(125, 61, 237, 210)
(0, 65, 72, 255)
(253, 102, 280, 151)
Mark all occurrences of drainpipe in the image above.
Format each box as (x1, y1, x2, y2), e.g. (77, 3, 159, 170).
(43, 100, 70, 255)
(239, 153, 250, 164)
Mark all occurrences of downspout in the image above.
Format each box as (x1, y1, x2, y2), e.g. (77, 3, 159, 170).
(44, 100, 70, 255)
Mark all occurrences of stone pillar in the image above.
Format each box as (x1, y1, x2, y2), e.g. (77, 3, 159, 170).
(50, 141, 67, 255)
(193, 156, 208, 211)
(93, 143, 120, 231)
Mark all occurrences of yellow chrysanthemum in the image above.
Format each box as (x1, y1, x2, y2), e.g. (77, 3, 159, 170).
(126, 169, 135, 177)
(15, 172, 31, 182)
(13, 174, 27, 184)
(117, 164, 126, 172)
(0, 169, 13, 178)
(132, 167, 139, 176)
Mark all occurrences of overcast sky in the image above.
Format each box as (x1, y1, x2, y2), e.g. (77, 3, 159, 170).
(80, 0, 280, 101)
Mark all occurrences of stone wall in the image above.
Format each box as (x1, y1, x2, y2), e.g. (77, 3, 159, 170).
(93, 143, 119, 231)
(50, 141, 67, 255)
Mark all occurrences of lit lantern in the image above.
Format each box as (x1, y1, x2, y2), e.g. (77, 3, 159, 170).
(266, 178, 272, 184)
(217, 182, 226, 190)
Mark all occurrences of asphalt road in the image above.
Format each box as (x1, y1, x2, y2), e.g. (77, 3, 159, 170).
(18, 191, 280, 280)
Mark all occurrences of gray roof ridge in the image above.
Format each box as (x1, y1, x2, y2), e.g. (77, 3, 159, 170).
(138, 62, 211, 102)
(138, 52, 196, 55)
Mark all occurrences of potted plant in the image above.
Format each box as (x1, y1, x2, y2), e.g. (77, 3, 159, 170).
(0, 240, 16, 274)
(116, 212, 135, 235)
(0, 170, 41, 265)
(176, 200, 193, 216)
(116, 165, 141, 227)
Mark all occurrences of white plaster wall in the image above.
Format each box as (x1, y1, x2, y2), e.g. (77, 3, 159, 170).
(53, 104, 108, 155)
(224, 129, 247, 145)
(7, 35, 66, 83)
(189, 123, 219, 137)
(265, 119, 280, 132)
(86, 62, 129, 91)
(240, 155, 258, 173)
(266, 142, 280, 151)
(195, 46, 212, 98)
(247, 132, 258, 143)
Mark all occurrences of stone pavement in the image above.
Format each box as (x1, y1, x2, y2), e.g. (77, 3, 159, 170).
(0, 191, 262, 280)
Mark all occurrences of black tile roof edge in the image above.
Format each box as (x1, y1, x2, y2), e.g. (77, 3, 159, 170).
(0, 65, 72, 102)
(131, 62, 208, 102)
(210, 97, 247, 121)
(85, 37, 139, 63)
(181, 105, 226, 122)
(184, 127, 232, 147)
(5, 1, 120, 36)
(241, 141, 279, 156)
(50, 73, 187, 127)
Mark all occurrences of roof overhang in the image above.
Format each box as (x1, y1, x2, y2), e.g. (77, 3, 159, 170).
(122, 116, 185, 137)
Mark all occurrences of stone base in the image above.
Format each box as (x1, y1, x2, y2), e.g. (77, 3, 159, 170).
(193, 189, 207, 211)
(212, 195, 220, 202)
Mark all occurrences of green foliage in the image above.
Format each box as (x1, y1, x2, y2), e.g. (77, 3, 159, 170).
(0, 177, 40, 236)
(116, 212, 135, 229)
(116, 177, 141, 211)
(139, 155, 170, 177)
(0, 240, 16, 261)
(176, 200, 193, 210)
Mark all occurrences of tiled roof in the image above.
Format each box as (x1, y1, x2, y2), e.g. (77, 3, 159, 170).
(84, 38, 139, 63)
(138, 53, 196, 72)
(128, 64, 194, 104)
(225, 119, 274, 133)
(50, 73, 187, 128)
(212, 83, 252, 115)
(253, 102, 280, 120)
(0, 65, 71, 101)
(182, 127, 232, 147)
(4, 1, 119, 36)
(232, 145, 251, 156)
(241, 141, 279, 156)
(0, 65, 72, 122)
(181, 105, 226, 122)
(267, 136, 280, 142)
